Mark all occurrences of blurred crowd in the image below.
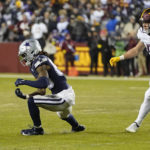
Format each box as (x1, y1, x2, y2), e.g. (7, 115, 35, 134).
(0, 0, 150, 76)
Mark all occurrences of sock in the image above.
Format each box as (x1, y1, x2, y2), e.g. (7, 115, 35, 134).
(135, 89, 150, 126)
(34, 125, 42, 128)
(134, 122, 140, 127)
(62, 114, 79, 128)
(28, 97, 41, 127)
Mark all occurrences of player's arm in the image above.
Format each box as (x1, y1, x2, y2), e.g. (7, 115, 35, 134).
(15, 65, 50, 88)
(110, 41, 145, 66)
(28, 64, 51, 96)
(28, 88, 46, 97)
(15, 88, 46, 99)
(15, 65, 50, 99)
(123, 41, 145, 59)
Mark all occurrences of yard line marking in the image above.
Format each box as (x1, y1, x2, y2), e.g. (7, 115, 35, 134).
(68, 76, 150, 81)
(0, 74, 33, 78)
(129, 87, 147, 90)
(0, 74, 150, 81)
(76, 95, 113, 98)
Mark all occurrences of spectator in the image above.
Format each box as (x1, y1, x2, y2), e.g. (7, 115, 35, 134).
(3, 8, 13, 27)
(143, 0, 150, 8)
(125, 38, 137, 76)
(17, 14, 30, 41)
(98, 29, 114, 76)
(43, 11, 50, 27)
(106, 13, 118, 35)
(31, 17, 48, 48)
(67, 14, 76, 40)
(88, 27, 99, 75)
(61, 33, 76, 75)
(43, 33, 57, 62)
(114, 35, 127, 76)
(57, 15, 69, 33)
(71, 15, 89, 42)
(48, 13, 58, 33)
(90, 4, 104, 25)
(122, 15, 139, 40)
(0, 22, 8, 41)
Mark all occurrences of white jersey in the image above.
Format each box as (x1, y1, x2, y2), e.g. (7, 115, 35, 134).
(137, 27, 150, 54)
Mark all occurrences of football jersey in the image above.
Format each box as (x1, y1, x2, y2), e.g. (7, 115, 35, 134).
(30, 55, 69, 94)
(137, 27, 150, 54)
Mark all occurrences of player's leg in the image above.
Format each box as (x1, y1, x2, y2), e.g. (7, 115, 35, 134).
(21, 97, 44, 136)
(126, 87, 150, 132)
(57, 106, 85, 132)
(33, 95, 85, 132)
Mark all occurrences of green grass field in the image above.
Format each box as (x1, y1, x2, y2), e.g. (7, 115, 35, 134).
(1, 74, 150, 150)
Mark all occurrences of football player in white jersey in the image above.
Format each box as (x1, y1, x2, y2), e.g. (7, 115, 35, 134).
(110, 8, 150, 133)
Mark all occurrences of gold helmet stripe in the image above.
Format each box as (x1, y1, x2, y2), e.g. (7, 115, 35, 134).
(141, 8, 150, 18)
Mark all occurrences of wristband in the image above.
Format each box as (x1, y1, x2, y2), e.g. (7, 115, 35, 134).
(120, 55, 125, 60)
(26, 94, 29, 99)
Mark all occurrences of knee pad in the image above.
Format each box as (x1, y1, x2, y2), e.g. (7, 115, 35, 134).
(57, 112, 70, 119)
(57, 106, 72, 119)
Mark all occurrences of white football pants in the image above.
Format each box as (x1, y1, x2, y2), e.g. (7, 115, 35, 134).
(32, 86, 75, 119)
(135, 87, 150, 126)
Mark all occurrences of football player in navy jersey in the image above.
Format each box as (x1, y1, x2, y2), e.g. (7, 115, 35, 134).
(110, 8, 150, 133)
(15, 39, 85, 136)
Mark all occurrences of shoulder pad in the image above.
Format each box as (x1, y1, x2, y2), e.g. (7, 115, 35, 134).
(34, 55, 48, 69)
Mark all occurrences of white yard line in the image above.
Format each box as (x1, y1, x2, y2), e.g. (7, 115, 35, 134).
(0, 73, 150, 81)
(68, 76, 150, 81)
(0, 74, 33, 78)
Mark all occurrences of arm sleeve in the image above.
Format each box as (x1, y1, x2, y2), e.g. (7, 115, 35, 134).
(24, 76, 49, 88)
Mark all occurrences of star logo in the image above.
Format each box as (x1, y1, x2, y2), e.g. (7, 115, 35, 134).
(25, 42, 30, 46)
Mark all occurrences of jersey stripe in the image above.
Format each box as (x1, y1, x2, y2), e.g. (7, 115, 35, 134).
(34, 98, 65, 105)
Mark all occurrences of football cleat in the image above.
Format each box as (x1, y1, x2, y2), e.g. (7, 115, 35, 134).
(126, 122, 139, 133)
(21, 127, 44, 136)
(72, 125, 85, 132)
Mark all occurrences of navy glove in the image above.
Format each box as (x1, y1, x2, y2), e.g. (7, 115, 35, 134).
(15, 78, 26, 86)
(15, 88, 27, 99)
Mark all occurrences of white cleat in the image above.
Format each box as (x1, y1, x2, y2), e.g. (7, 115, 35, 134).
(126, 122, 139, 133)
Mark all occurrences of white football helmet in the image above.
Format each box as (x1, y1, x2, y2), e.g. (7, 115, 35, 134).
(19, 39, 42, 66)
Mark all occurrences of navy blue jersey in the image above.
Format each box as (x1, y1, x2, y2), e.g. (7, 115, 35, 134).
(30, 55, 69, 94)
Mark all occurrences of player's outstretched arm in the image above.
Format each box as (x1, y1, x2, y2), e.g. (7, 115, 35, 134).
(15, 76, 49, 88)
(110, 41, 145, 66)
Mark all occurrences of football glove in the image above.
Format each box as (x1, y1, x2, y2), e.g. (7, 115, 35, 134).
(109, 57, 120, 66)
(15, 78, 26, 86)
(15, 88, 28, 99)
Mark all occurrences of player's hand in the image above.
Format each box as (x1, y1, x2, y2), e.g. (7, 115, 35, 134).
(109, 57, 120, 66)
(15, 78, 26, 86)
(15, 88, 27, 99)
